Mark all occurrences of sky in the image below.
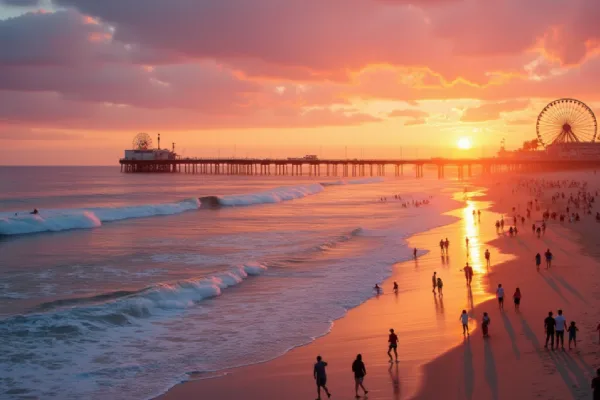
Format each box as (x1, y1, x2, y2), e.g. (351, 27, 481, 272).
(1, 0, 599, 165)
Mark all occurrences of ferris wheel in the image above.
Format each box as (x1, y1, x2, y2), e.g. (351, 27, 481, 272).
(132, 132, 153, 150)
(536, 98, 597, 148)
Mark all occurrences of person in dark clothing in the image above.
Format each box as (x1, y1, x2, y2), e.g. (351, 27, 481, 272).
(544, 311, 556, 350)
(351, 354, 368, 398)
(314, 356, 331, 399)
(535, 253, 541, 271)
(592, 368, 600, 400)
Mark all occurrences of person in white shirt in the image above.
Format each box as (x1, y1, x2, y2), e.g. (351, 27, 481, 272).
(554, 309, 567, 350)
(459, 310, 470, 336)
(496, 284, 505, 310)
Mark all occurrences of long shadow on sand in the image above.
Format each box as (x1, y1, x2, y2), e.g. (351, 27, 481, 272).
(548, 270, 589, 305)
(500, 313, 520, 359)
(463, 338, 474, 400)
(539, 273, 571, 305)
(388, 362, 401, 400)
(483, 339, 499, 400)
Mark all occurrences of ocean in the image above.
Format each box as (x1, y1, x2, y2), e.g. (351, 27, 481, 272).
(0, 166, 463, 399)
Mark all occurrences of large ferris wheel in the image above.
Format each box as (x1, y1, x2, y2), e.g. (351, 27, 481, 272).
(536, 98, 597, 148)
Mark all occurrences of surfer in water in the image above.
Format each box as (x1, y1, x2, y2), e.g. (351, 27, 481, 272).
(374, 284, 381, 295)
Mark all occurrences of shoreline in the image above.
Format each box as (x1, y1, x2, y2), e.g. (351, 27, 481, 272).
(155, 185, 514, 400)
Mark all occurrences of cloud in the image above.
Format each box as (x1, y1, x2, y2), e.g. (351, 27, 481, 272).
(388, 109, 429, 119)
(461, 100, 531, 122)
(0, 126, 83, 140)
(404, 118, 427, 126)
(0, 0, 41, 6)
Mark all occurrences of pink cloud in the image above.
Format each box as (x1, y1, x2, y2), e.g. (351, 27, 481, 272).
(461, 100, 531, 122)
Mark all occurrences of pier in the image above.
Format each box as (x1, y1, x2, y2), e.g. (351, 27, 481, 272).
(119, 157, 600, 178)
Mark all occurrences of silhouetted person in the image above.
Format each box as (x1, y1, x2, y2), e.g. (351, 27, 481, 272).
(568, 321, 578, 350)
(482, 312, 490, 337)
(545, 311, 556, 350)
(592, 368, 600, 400)
(388, 329, 398, 363)
(314, 356, 331, 399)
(393, 281, 398, 294)
(352, 354, 368, 398)
(535, 253, 542, 271)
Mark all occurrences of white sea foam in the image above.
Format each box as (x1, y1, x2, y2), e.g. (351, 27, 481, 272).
(0, 199, 200, 236)
(216, 183, 325, 206)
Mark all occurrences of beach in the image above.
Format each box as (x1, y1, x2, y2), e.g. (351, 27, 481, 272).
(158, 171, 600, 400)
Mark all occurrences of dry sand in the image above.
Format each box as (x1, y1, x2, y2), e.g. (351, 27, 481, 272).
(157, 171, 600, 400)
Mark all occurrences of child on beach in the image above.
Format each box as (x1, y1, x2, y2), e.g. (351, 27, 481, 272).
(436, 277, 444, 297)
(352, 354, 368, 398)
(388, 329, 398, 363)
(374, 284, 381, 295)
(568, 322, 578, 350)
(496, 284, 504, 310)
(513, 288, 521, 311)
(314, 356, 331, 399)
(460, 310, 470, 336)
(482, 312, 491, 337)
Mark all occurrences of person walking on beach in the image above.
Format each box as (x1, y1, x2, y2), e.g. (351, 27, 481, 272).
(413, 248, 418, 259)
(393, 281, 398, 294)
(437, 277, 444, 297)
(496, 284, 505, 310)
(545, 311, 556, 350)
(439, 239, 445, 255)
(352, 354, 368, 398)
(597, 323, 600, 344)
(545, 249, 553, 269)
(555, 309, 566, 350)
(485, 249, 491, 268)
(388, 329, 399, 363)
(535, 253, 542, 271)
(592, 368, 600, 400)
(460, 310, 470, 336)
(513, 287, 521, 311)
(568, 321, 579, 350)
(432, 272, 437, 294)
(444, 238, 450, 252)
(314, 356, 331, 399)
(466, 264, 473, 285)
(482, 312, 491, 337)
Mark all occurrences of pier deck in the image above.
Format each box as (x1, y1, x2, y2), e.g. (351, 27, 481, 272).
(119, 157, 600, 178)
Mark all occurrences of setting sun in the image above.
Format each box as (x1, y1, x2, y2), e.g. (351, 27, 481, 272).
(457, 137, 472, 150)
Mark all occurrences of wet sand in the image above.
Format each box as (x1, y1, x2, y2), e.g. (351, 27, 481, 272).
(157, 173, 600, 400)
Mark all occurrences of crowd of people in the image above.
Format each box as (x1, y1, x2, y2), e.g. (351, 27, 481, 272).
(314, 179, 600, 399)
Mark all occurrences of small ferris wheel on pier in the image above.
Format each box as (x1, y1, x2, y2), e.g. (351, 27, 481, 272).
(132, 132, 153, 150)
(536, 98, 597, 148)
